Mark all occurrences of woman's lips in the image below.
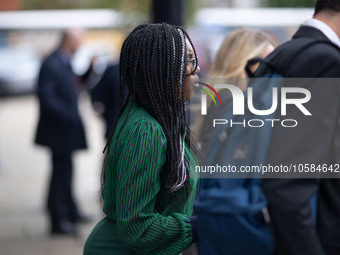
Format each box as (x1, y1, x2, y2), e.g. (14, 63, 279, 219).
(193, 77, 200, 87)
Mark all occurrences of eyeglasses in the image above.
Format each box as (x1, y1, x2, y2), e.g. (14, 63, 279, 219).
(186, 57, 197, 76)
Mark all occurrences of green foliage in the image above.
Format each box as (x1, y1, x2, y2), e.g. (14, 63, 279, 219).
(23, 0, 199, 27)
(185, 0, 202, 25)
(23, 0, 88, 9)
(23, 0, 152, 12)
(87, 0, 151, 14)
(263, 0, 315, 7)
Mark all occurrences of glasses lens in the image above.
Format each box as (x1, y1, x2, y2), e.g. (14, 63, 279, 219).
(185, 58, 197, 76)
(189, 58, 196, 69)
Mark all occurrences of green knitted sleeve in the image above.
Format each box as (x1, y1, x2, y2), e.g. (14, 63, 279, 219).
(114, 120, 193, 255)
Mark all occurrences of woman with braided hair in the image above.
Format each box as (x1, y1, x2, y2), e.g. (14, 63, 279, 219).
(84, 23, 201, 255)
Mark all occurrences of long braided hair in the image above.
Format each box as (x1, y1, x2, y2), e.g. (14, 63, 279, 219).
(101, 23, 201, 197)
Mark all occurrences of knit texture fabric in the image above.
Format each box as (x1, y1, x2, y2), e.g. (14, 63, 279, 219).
(101, 102, 199, 254)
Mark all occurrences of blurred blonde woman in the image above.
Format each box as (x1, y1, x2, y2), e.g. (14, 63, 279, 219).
(197, 28, 276, 148)
(208, 27, 276, 90)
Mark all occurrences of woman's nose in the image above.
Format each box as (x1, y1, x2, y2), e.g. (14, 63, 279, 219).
(195, 65, 200, 75)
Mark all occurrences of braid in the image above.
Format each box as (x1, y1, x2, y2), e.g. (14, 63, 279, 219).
(101, 23, 201, 198)
(100, 25, 145, 188)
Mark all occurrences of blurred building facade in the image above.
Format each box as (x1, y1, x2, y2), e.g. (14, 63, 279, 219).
(0, 0, 22, 10)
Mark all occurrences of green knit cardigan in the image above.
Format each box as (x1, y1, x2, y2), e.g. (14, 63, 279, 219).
(101, 102, 199, 255)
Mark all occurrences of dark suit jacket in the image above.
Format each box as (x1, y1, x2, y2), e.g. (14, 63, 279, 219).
(90, 64, 129, 139)
(35, 49, 87, 153)
(90, 64, 120, 139)
(256, 26, 340, 255)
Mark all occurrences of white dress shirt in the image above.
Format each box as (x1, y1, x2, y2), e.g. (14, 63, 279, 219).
(303, 18, 340, 48)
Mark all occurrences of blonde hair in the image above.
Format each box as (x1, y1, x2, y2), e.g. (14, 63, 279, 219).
(209, 28, 276, 90)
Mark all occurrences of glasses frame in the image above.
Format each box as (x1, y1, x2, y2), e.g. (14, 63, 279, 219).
(185, 57, 197, 77)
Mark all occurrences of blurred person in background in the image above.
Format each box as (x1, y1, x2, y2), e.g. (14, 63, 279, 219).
(35, 28, 92, 235)
(192, 28, 277, 255)
(84, 23, 201, 255)
(255, 0, 340, 254)
(90, 63, 128, 140)
(207, 28, 276, 90)
(197, 28, 276, 148)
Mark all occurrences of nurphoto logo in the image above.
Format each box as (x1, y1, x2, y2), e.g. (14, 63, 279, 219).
(199, 83, 312, 128)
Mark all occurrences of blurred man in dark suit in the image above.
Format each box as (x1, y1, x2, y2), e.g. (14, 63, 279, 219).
(255, 0, 340, 254)
(35, 29, 91, 235)
(91, 64, 120, 140)
(90, 62, 130, 140)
